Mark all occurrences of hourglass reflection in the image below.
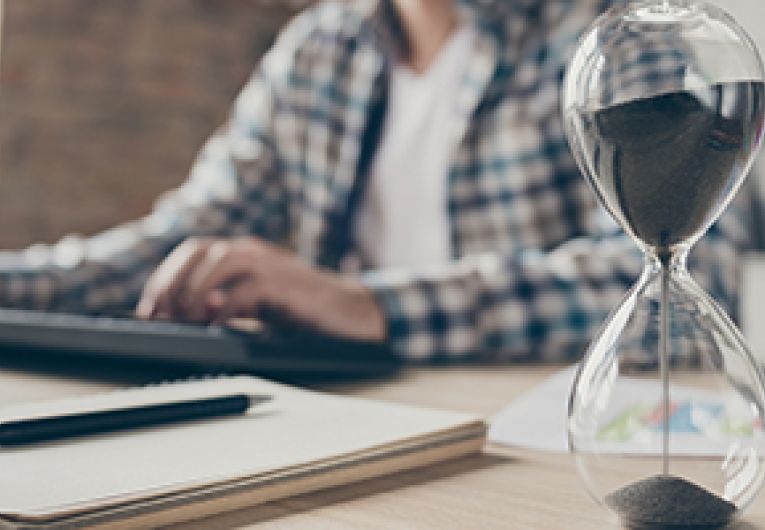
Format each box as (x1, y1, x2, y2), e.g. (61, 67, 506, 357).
(564, 0, 765, 526)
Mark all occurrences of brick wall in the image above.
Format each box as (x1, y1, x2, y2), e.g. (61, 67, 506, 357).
(0, 0, 308, 247)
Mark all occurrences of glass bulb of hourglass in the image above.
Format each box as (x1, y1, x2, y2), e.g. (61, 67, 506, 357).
(563, 0, 765, 526)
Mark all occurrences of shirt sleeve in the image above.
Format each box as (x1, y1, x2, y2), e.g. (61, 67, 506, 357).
(0, 67, 285, 315)
(364, 179, 763, 362)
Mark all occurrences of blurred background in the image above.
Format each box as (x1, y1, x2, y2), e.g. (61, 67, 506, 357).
(0, 0, 311, 247)
(0, 0, 759, 249)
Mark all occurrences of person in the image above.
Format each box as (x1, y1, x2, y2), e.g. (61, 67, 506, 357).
(0, 0, 762, 362)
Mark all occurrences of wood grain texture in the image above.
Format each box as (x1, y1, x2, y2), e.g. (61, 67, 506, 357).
(144, 365, 765, 529)
(0, 364, 763, 529)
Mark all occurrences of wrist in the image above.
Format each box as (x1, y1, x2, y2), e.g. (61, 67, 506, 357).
(319, 275, 387, 342)
(276, 266, 386, 343)
(344, 282, 387, 342)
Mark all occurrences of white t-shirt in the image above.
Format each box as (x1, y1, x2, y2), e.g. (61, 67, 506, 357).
(354, 26, 474, 270)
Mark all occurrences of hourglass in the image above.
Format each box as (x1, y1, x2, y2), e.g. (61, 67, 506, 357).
(563, 0, 765, 526)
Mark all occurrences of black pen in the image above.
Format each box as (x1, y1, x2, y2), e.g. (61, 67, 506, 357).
(0, 393, 271, 447)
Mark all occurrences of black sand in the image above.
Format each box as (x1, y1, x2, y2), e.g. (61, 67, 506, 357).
(580, 82, 764, 255)
(605, 475, 737, 527)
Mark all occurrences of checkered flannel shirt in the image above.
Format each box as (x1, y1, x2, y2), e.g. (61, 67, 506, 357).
(0, 0, 762, 362)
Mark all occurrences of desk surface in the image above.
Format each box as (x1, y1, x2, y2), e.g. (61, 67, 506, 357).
(1, 364, 764, 529)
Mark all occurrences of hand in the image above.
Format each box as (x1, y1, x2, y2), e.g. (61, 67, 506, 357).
(135, 237, 387, 342)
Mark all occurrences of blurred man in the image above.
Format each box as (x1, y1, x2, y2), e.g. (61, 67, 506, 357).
(1, 0, 762, 362)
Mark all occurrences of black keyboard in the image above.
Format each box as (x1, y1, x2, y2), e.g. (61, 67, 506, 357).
(0, 309, 400, 380)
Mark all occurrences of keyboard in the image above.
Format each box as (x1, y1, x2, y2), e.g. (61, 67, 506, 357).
(0, 309, 401, 380)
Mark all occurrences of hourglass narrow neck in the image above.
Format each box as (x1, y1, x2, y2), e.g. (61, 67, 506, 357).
(644, 248, 690, 275)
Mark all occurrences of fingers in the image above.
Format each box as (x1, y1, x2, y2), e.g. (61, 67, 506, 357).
(136, 236, 386, 342)
(137, 237, 269, 323)
(180, 241, 258, 321)
(135, 238, 212, 319)
(207, 278, 264, 323)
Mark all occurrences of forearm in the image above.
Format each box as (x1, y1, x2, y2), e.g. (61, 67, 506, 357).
(366, 236, 758, 363)
(0, 220, 185, 315)
(364, 235, 642, 362)
(364, 171, 764, 363)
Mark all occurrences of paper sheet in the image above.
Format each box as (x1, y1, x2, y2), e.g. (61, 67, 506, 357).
(488, 366, 765, 456)
(488, 366, 574, 453)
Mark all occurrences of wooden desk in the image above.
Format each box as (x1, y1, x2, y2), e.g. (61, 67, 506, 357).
(1, 364, 763, 529)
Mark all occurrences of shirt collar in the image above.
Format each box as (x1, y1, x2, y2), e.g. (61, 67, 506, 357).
(366, 0, 556, 43)
(454, 0, 555, 21)
(365, 0, 511, 56)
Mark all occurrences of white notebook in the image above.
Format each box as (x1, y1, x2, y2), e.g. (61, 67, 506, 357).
(0, 376, 485, 529)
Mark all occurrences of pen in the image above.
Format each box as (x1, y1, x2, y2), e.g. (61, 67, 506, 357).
(0, 393, 271, 447)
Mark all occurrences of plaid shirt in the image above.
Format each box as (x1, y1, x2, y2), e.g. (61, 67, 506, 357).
(0, 0, 762, 362)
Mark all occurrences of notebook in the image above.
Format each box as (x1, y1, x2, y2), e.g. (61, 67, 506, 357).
(0, 376, 486, 529)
